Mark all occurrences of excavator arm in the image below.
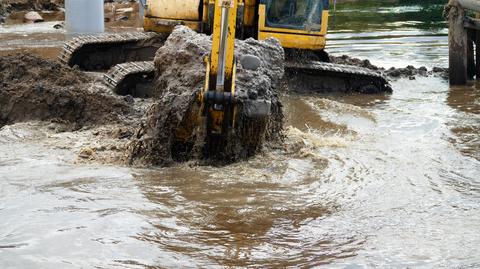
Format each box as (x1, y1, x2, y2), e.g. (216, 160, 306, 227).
(200, 0, 238, 141)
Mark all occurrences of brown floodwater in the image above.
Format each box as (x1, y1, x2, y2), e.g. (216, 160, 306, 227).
(1, 2, 480, 268)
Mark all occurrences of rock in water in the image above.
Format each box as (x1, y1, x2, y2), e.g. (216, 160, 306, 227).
(128, 26, 285, 166)
(24, 11, 44, 23)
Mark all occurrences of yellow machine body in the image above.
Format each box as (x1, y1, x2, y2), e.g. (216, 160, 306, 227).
(143, 0, 329, 51)
(144, 0, 203, 32)
(257, 4, 328, 50)
(147, 0, 201, 20)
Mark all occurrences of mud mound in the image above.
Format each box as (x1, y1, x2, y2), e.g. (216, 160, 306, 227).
(128, 26, 285, 166)
(0, 53, 89, 86)
(0, 53, 131, 127)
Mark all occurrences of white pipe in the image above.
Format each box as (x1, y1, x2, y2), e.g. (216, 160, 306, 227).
(457, 0, 480, 12)
(216, 7, 229, 88)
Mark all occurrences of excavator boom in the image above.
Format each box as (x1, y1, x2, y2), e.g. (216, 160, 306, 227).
(200, 0, 240, 146)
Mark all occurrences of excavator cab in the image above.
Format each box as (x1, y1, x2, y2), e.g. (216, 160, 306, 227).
(265, 0, 323, 30)
(258, 0, 329, 50)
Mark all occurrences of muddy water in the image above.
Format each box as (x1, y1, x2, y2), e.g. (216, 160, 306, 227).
(1, 1, 480, 268)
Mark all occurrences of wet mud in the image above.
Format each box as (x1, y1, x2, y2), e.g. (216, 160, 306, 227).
(0, 53, 148, 164)
(0, 54, 132, 128)
(128, 26, 285, 166)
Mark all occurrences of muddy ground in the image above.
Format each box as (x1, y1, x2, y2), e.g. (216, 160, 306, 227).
(0, 26, 287, 166)
(0, 54, 132, 127)
(0, 53, 151, 164)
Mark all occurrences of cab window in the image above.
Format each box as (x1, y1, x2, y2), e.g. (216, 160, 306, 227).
(265, 0, 328, 31)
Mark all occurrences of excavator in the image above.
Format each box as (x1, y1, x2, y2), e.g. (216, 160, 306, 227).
(59, 0, 389, 94)
(58, 0, 390, 150)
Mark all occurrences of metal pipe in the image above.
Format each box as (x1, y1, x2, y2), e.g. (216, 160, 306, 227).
(457, 0, 480, 12)
(216, 7, 229, 88)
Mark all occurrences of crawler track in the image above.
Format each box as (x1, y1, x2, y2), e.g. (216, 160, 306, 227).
(285, 61, 392, 94)
(103, 61, 155, 97)
(58, 32, 166, 71)
(102, 60, 392, 97)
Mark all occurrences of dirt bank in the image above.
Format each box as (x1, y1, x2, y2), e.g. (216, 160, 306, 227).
(0, 0, 63, 17)
(0, 54, 132, 128)
(330, 55, 449, 80)
(128, 26, 285, 166)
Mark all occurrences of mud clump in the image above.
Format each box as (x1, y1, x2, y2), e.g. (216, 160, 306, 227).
(0, 53, 131, 127)
(128, 26, 285, 166)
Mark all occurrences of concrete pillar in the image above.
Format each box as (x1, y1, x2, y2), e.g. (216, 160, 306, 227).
(448, 0, 469, 85)
(65, 0, 105, 34)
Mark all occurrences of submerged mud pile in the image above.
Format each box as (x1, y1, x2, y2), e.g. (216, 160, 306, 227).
(330, 55, 449, 79)
(128, 26, 285, 166)
(0, 54, 131, 127)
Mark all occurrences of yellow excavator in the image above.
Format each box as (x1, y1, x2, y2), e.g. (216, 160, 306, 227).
(59, 0, 389, 141)
(142, 0, 329, 50)
(59, 0, 388, 92)
(60, 0, 332, 71)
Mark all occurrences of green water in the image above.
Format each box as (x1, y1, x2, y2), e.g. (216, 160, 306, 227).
(328, 0, 448, 68)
